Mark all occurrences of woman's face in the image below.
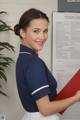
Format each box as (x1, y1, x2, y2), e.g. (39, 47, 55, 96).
(20, 18, 49, 52)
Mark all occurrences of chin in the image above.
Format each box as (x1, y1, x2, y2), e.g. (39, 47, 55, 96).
(35, 44, 44, 52)
(39, 44, 44, 49)
(37, 46, 43, 51)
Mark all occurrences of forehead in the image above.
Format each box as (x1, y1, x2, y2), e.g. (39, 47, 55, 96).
(29, 18, 48, 28)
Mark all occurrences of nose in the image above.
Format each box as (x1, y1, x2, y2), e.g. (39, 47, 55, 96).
(39, 32, 45, 40)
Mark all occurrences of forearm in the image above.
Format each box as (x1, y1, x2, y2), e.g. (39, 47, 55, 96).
(44, 96, 78, 115)
(37, 96, 78, 116)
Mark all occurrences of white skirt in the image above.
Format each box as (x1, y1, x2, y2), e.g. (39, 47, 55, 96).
(22, 111, 60, 120)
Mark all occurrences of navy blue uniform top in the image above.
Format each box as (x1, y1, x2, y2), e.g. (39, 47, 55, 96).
(16, 44, 57, 112)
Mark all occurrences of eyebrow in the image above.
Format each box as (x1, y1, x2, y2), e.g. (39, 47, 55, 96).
(33, 28, 48, 31)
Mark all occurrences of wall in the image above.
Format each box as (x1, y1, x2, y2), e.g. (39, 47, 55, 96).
(0, 0, 57, 120)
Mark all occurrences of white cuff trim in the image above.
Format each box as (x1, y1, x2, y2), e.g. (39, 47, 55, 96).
(31, 85, 49, 95)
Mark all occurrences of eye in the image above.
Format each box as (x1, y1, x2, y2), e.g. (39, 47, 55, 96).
(44, 29, 48, 33)
(33, 29, 40, 34)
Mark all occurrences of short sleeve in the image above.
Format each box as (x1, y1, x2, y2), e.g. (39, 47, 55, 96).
(25, 58, 51, 100)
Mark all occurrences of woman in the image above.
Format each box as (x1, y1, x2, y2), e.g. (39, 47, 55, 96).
(14, 8, 80, 120)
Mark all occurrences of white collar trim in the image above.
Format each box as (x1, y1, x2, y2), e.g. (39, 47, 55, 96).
(19, 52, 32, 55)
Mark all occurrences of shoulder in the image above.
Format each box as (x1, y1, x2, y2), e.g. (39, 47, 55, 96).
(25, 56, 46, 75)
(29, 56, 45, 69)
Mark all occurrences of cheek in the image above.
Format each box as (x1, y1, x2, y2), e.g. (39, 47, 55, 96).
(26, 33, 34, 41)
(45, 34, 48, 40)
(28, 35, 36, 44)
(29, 32, 36, 39)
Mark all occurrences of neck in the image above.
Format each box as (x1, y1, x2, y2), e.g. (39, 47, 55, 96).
(21, 39, 38, 54)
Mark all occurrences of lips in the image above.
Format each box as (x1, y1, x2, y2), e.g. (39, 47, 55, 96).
(36, 41, 44, 46)
(36, 39, 46, 45)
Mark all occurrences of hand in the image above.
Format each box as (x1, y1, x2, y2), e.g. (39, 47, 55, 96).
(75, 90, 80, 101)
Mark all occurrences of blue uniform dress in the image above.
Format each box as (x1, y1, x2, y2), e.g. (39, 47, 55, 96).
(16, 44, 60, 120)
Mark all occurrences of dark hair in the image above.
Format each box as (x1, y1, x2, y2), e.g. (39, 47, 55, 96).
(14, 8, 49, 38)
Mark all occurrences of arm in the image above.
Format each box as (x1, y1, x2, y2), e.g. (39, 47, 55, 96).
(36, 91, 80, 116)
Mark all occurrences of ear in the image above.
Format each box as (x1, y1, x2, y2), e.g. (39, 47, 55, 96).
(20, 29, 26, 39)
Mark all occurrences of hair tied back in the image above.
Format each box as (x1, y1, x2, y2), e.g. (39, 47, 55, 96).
(14, 24, 20, 36)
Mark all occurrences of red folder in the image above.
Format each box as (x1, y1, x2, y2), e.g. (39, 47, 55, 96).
(55, 69, 80, 114)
